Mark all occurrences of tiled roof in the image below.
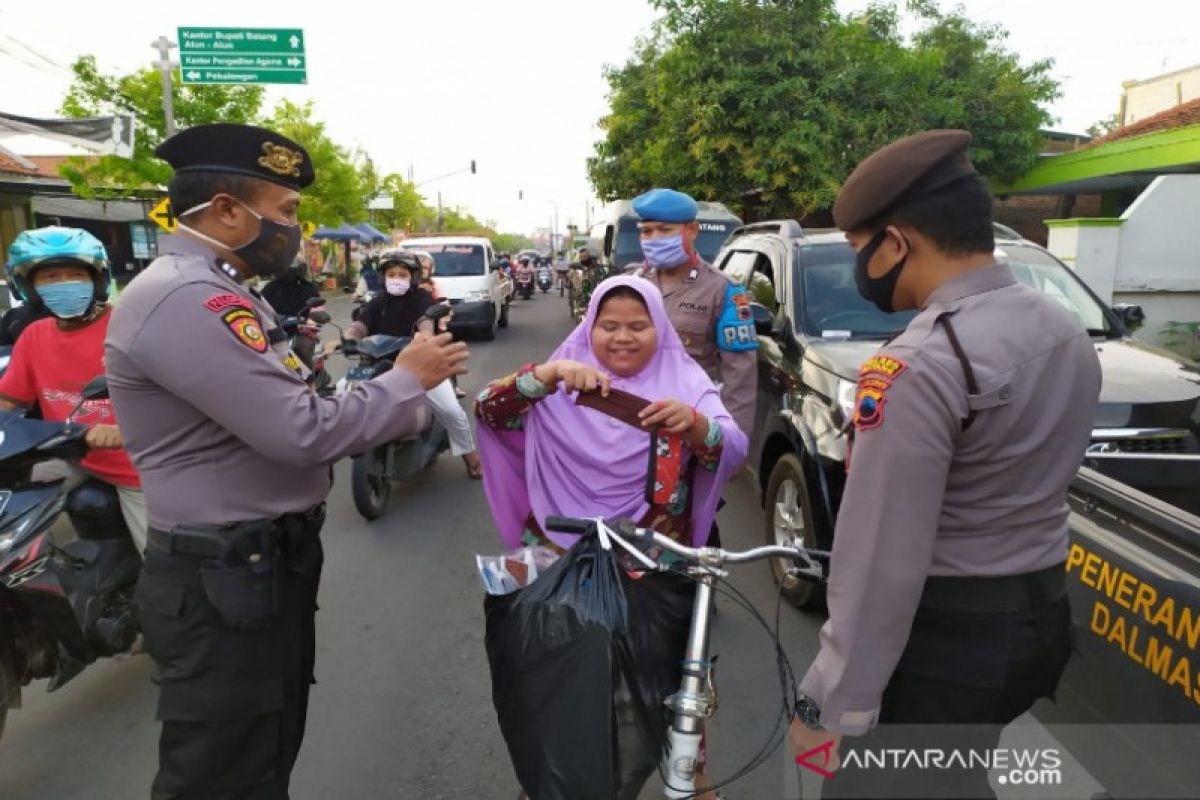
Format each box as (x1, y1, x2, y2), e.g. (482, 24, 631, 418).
(0, 153, 37, 175)
(1087, 96, 1200, 148)
(0, 154, 95, 178)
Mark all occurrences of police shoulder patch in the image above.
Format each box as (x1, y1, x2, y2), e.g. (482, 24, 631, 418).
(852, 353, 909, 431)
(219, 307, 269, 353)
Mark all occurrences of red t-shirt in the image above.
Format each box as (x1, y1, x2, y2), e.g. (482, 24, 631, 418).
(0, 308, 140, 487)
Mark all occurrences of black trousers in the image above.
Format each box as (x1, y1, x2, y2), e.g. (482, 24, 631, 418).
(136, 516, 325, 800)
(822, 577, 1073, 800)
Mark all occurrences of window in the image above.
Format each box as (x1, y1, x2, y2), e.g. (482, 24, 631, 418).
(999, 244, 1114, 335)
(404, 244, 486, 277)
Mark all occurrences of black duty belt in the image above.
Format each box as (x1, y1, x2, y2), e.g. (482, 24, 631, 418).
(147, 503, 326, 560)
(919, 563, 1066, 614)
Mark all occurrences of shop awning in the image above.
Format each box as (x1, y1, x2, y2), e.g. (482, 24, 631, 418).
(30, 195, 149, 223)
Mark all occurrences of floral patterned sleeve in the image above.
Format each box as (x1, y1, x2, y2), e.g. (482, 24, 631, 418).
(474, 363, 556, 431)
(693, 415, 725, 470)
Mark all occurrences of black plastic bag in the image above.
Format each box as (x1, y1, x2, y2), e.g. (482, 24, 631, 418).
(485, 533, 696, 800)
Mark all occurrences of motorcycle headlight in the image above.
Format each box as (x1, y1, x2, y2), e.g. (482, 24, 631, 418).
(835, 379, 858, 426)
(0, 530, 16, 553)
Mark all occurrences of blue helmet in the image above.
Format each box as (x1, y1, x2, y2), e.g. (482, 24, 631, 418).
(6, 226, 110, 312)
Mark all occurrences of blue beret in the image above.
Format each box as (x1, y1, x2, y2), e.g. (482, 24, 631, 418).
(631, 188, 699, 223)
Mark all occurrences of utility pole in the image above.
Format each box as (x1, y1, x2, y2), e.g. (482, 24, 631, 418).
(151, 36, 178, 137)
(437, 191, 444, 232)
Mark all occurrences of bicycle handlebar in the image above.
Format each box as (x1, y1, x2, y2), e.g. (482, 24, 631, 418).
(544, 516, 829, 581)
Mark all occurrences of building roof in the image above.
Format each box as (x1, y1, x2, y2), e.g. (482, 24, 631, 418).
(1087, 97, 1200, 148)
(0, 154, 95, 179)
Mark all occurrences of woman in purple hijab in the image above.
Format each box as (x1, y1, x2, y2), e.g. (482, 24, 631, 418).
(475, 275, 747, 554)
(476, 276, 745, 798)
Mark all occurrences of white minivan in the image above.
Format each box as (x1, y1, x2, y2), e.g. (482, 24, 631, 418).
(399, 236, 510, 340)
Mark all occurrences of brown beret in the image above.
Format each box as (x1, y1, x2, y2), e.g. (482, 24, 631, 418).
(833, 130, 977, 231)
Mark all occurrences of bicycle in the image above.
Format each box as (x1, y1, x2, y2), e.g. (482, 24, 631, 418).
(544, 515, 829, 799)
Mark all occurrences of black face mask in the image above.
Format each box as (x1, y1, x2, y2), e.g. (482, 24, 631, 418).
(180, 198, 302, 279)
(854, 228, 908, 313)
(236, 211, 303, 279)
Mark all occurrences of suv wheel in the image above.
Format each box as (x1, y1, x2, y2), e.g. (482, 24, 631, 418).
(480, 304, 497, 341)
(765, 453, 826, 610)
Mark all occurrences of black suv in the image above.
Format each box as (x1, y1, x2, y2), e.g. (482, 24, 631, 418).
(717, 220, 1200, 608)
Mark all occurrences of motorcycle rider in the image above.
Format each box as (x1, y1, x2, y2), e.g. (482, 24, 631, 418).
(0, 227, 147, 554)
(345, 251, 482, 478)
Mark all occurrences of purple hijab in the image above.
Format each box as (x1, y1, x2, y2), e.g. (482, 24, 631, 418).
(478, 275, 748, 550)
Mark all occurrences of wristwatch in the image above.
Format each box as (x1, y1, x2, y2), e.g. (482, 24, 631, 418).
(794, 694, 823, 730)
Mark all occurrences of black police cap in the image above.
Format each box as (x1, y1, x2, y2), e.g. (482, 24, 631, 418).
(155, 123, 314, 190)
(833, 130, 977, 231)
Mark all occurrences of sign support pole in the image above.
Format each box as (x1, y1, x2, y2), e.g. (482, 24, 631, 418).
(151, 36, 178, 137)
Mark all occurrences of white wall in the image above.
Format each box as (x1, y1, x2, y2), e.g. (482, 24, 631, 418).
(1123, 65, 1200, 124)
(1045, 176, 1200, 354)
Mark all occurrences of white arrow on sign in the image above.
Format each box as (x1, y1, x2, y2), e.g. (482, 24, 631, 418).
(287, 56, 301, 67)
(186, 70, 201, 80)
(289, 35, 300, 48)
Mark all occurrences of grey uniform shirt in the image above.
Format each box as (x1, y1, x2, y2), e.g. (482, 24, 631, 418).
(106, 234, 429, 530)
(799, 262, 1102, 734)
(628, 261, 758, 438)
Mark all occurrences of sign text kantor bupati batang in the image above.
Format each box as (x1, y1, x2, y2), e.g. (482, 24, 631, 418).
(178, 28, 307, 85)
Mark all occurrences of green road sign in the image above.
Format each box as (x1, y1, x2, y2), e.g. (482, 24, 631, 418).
(181, 68, 307, 85)
(178, 28, 307, 85)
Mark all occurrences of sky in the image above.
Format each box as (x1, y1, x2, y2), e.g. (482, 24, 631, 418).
(2, 0, 1199, 234)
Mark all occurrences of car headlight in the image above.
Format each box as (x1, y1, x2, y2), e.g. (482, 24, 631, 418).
(464, 290, 491, 303)
(836, 379, 858, 426)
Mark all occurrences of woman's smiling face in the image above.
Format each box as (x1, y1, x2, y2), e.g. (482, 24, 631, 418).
(591, 290, 657, 377)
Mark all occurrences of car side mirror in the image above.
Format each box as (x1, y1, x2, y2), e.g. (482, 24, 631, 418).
(1113, 303, 1145, 333)
(750, 302, 774, 336)
(81, 375, 109, 401)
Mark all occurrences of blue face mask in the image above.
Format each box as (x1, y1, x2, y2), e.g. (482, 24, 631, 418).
(641, 234, 690, 270)
(38, 280, 95, 319)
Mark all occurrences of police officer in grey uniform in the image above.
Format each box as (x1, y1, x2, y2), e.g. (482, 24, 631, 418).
(106, 123, 468, 799)
(625, 188, 758, 440)
(788, 131, 1102, 798)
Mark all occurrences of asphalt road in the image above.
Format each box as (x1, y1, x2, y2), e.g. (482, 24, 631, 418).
(0, 288, 826, 799)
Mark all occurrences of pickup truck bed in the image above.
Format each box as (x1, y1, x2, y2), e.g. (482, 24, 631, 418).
(1034, 467, 1200, 797)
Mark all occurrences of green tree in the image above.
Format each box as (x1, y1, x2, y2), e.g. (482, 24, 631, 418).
(1086, 114, 1120, 139)
(589, 0, 1059, 218)
(58, 55, 264, 197)
(265, 99, 365, 226)
(368, 173, 430, 232)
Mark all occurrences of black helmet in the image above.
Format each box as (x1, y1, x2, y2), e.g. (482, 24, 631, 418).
(378, 250, 421, 273)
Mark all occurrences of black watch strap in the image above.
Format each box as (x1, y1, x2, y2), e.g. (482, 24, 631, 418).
(795, 694, 823, 729)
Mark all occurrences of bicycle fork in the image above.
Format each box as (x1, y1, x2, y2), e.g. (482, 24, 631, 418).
(662, 571, 719, 798)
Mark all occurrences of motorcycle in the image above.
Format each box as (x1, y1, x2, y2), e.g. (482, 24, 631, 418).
(0, 376, 140, 742)
(536, 265, 552, 294)
(278, 297, 335, 398)
(335, 304, 453, 520)
(516, 266, 534, 300)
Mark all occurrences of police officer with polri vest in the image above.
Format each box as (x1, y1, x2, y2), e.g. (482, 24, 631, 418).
(786, 131, 1102, 798)
(625, 188, 758, 441)
(105, 123, 468, 799)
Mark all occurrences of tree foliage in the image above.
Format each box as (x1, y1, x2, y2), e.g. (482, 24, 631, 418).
(56, 57, 530, 243)
(588, 0, 1060, 218)
(264, 99, 364, 225)
(58, 56, 264, 197)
